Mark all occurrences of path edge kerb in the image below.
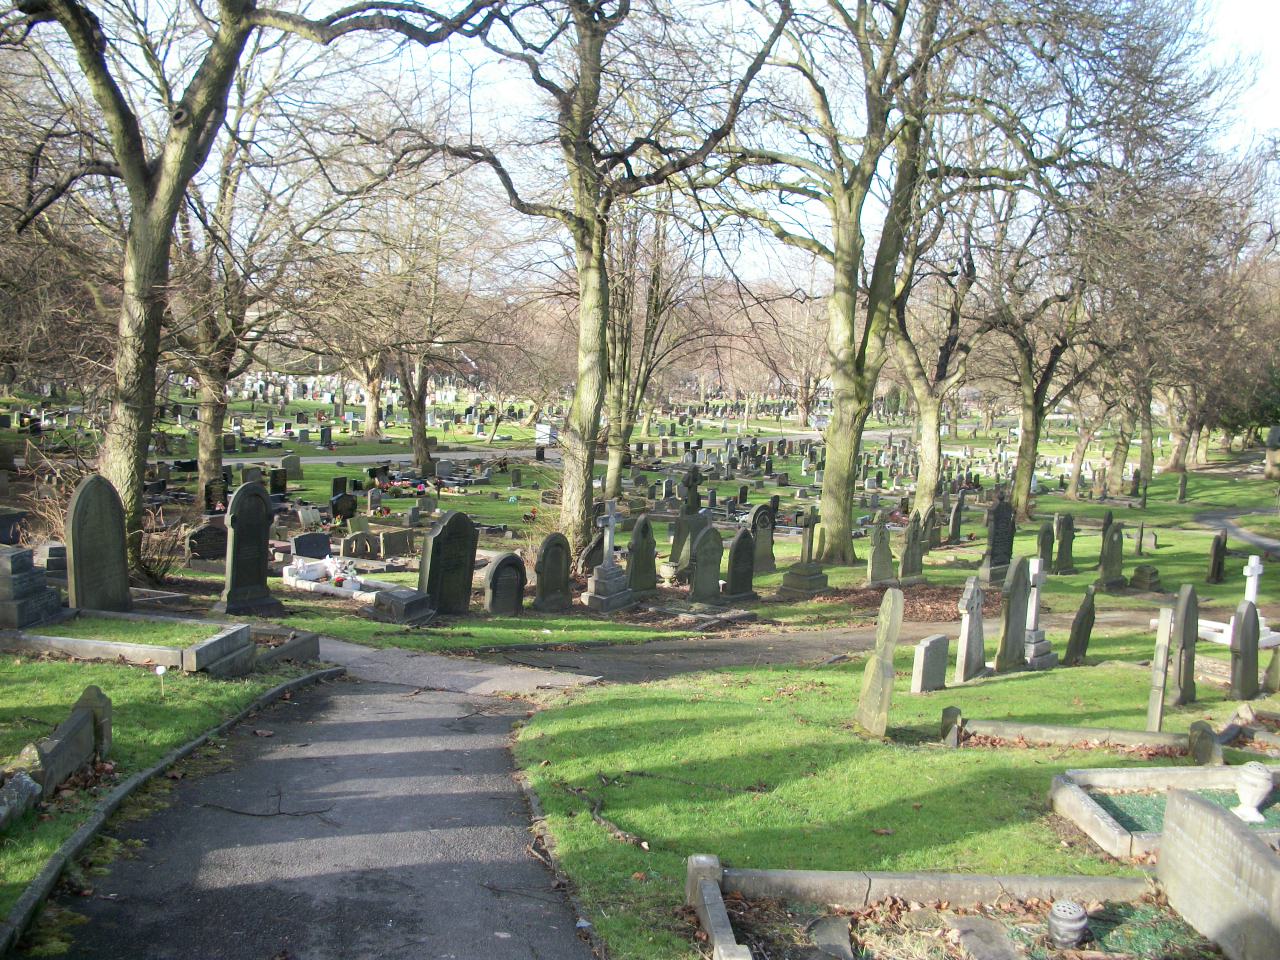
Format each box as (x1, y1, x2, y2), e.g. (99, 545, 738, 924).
(0, 666, 347, 957)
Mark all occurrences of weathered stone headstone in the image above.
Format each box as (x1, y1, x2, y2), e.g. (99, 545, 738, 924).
(65, 475, 131, 612)
(1129, 563, 1162, 592)
(979, 497, 1014, 586)
(483, 553, 527, 615)
(1096, 522, 1127, 592)
(1062, 585, 1096, 667)
(1206, 530, 1227, 584)
(212, 482, 283, 616)
(779, 507, 828, 598)
(1231, 600, 1261, 701)
(626, 515, 658, 595)
(330, 492, 357, 522)
(748, 504, 776, 574)
(947, 498, 964, 544)
(995, 556, 1029, 673)
(417, 510, 478, 615)
(1146, 607, 1174, 732)
(0, 545, 61, 628)
(187, 523, 228, 562)
(583, 499, 633, 611)
(922, 504, 941, 551)
(722, 529, 756, 602)
(955, 577, 987, 682)
(897, 512, 924, 585)
(1024, 558, 1055, 670)
(910, 634, 949, 694)
(865, 522, 896, 586)
(856, 588, 904, 737)
(1052, 512, 1076, 574)
(1187, 720, 1223, 765)
(689, 525, 724, 604)
(1036, 522, 1054, 566)
(533, 532, 572, 612)
(1170, 584, 1198, 706)
(280, 454, 303, 481)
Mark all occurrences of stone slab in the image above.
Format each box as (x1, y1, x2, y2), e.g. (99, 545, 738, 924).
(0, 631, 183, 668)
(200, 641, 257, 678)
(910, 635, 948, 693)
(181, 623, 253, 672)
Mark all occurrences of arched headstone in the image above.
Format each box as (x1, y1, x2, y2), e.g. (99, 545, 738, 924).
(418, 510, 478, 615)
(533, 533, 571, 612)
(212, 482, 282, 615)
(627, 515, 658, 594)
(484, 553, 527, 615)
(66, 475, 131, 611)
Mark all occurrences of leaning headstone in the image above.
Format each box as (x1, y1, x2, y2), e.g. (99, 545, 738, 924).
(995, 556, 1030, 673)
(1095, 522, 1127, 592)
(955, 578, 987, 682)
(0, 545, 61, 628)
(722, 529, 756, 602)
(1170, 584, 1199, 706)
(1036, 522, 1054, 566)
(856, 589, 904, 737)
(417, 510, 478, 615)
(1206, 530, 1227, 585)
(626, 515, 658, 595)
(896, 512, 924, 585)
(483, 553, 527, 615)
(865, 523, 896, 587)
(748, 504, 776, 574)
(1146, 607, 1174, 732)
(1230, 600, 1261, 701)
(533, 533, 572, 612)
(212, 482, 283, 616)
(689, 525, 725, 604)
(1052, 512, 1076, 574)
(910, 634, 949, 694)
(65, 475, 131, 612)
(1062, 585, 1096, 667)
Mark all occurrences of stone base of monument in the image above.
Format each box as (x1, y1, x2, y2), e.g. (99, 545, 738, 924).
(897, 575, 925, 587)
(978, 561, 1007, 588)
(583, 564, 635, 612)
(211, 593, 285, 617)
(778, 564, 829, 599)
(862, 577, 899, 589)
(720, 589, 758, 604)
(1095, 575, 1128, 594)
(362, 587, 434, 625)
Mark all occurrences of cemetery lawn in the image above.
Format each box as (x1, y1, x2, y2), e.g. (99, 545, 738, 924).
(1236, 511, 1280, 540)
(516, 631, 1280, 960)
(0, 657, 305, 917)
(35, 616, 217, 648)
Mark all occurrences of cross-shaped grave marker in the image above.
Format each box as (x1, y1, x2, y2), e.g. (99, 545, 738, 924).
(597, 498, 621, 569)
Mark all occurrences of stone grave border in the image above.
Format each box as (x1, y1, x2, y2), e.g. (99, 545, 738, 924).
(1049, 765, 1280, 860)
(0, 609, 254, 676)
(683, 853, 1151, 960)
(0, 667, 345, 957)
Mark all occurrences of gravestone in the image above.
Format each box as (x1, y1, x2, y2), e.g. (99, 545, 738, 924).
(922, 504, 941, 551)
(1206, 530, 1227, 584)
(947, 498, 963, 543)
(330, 492, 357, 522)
(1062, 585, 1096, 667)
(1170, 584, 1198, 706)
(378, 529, 414, 558)
(268, 468, 287, 496)
(366, 487, 383, 516)
(331, 477, 348, 498)
(1130, 563, 1162, 592)
(290, 532, 330, 559)
(955, 577, 987, 682)
(1024, 558, 1055, 670)
(576, 531, 605, 577)
(1096, 523, 1127, 592)
(212, 482, 283, 615)
(910, 634, 949, 694)
(979, 497, 1014, 586)
(1146, 607, 1174, 732)
(1100, 509, 1114, 542)
(280, 454, 303, 481)
(533, 533, 572, 612)
(418, 511, 478, 615)
(1230, 600, 1261, 701)
(1036, 522, 1054, 566)
(896, 512, 924, 585)
(626, 515, 658, 595)
(483, 553, 527, 615)
(65, 475, 131, 612)
(747, 504, 776, 574)
(779, 508, 828, 598)
(865, 522, 896, 586)
(582, 500, 633, 612)
(187, 524, 228, 562)
(995, 556, 1030, 673)
(856, 588, 904, 737)
(1052, 513, 1076, 574)
(0, 546, 61, 628)
(722, 529, 756, 602)
(688, 525, 725, 604)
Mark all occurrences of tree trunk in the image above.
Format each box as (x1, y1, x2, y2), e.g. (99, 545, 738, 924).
(407, 400, 433, 473)
(911, 396, 942, 515)
(99, 222, 168, 570)
(1165, 414, 1196, 472)
(1139, 402, 1155, 489)
(603, 418, 634, 500)
(1196, 425, 1210, 464)
(1107, 413, 1133, 496)
(1066, 428, 1092, 499)
(1010, 392, 1042, 520)
(197, 376, 229, 500)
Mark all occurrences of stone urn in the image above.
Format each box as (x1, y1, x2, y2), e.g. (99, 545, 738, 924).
(1231, 762, 1274, 823)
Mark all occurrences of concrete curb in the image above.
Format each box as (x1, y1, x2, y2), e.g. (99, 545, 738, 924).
(0, 666, 346, 957)
(964, 719, 1189, 750)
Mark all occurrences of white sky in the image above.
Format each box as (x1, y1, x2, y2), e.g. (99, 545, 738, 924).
(1207, 0, 1279, 146)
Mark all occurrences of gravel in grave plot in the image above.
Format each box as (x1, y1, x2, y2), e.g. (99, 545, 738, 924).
(1088, 787, 1280, 833)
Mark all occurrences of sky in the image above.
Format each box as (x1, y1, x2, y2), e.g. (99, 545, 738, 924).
(1207, 0, 1280, 147)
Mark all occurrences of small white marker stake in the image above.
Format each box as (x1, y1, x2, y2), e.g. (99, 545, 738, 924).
(156, 664, 167, 698)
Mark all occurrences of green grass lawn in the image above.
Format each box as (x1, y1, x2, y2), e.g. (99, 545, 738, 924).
(1236, 512, 1280, 541)
(35, 616, 217, 649)
(515, 630, 1280, 960)
(0, 657, 306, 916)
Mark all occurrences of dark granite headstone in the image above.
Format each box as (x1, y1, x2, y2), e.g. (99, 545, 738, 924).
(290, 532, 330, 559)
(483, 553, 527, 615)
(417, 510, 478, 615)
(1062, 584, 1096, 666)
(212, 482, 283, 615)
(723, 529, 756, 601)
(626, 515, 658, 594)
(65, 475, 131, 612)
(533, 532, 572, 612)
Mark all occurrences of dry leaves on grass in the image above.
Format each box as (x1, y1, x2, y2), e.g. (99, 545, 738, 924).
(810, 584, 1000, 621)
(960, 732, 1184, 759)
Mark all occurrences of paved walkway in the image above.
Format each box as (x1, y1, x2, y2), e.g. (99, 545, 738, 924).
(27, 660, 598, 959)
(1195, 507, 1280, 555)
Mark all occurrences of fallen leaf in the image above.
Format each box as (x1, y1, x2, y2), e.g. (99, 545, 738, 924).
(872, 827, 895, 836)
(252, 729, 274, 738)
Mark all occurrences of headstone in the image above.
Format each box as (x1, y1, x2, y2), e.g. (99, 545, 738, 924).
(897, 512, 924, 585)
(856, 588, 904, 737)
(533, 533, 572, 611)
(688, 525, 725, 604)
(1206, 530, 1227, 584)
(865, 523, 896, 586)
(626, 515, 658, 595)
(947, 498, 963, 543)
(1024, 558, 1055, 670)
(1187, 720, 1223, 765)
(582, 501, 633, 612)
(187, 524, 228, 562)
(1062, 585, 1096, 667)
(955, 577, 987, 682)
(331, 476, 348, 498)
(979, 497, 1014, 586)
(1129, 563, 1162, 592)
(65, 475, 131, 612)
(747, 504, 776, 574)
(290, 532, 330, 559)
(1052, 513, 1076, 574)
(329, 492, 357, 522)
(1146, 607, 1174, 732)
(212, 483, 283, 615)
(0, 546, 61, 628)
(722, 529, 756, 602)
(1096, 522, 1127, 592)
(1170, 584, 1198, 706)
(1231, 600, 1261, 701)
(280, 454, 303, 481)
(417, 511, 478, 615)
(779, 507, 828, 598)
(268, 468, 287, 496)
(483, 553, 527, 615)
(995, 556, 1030, 673)
(910, 634, 949, 693)
(1036, 522, 1054, 566)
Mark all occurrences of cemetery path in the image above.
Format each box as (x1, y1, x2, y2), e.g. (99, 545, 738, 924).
(319, 636, 600, 694)
(29, 679, 597, 960)
(1195, 507, 1280, 555)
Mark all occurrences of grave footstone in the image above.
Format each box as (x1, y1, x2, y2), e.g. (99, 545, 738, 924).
(212, 482, 283, 616)
(483, 553, 527, 615)
(533, 533, 572, 612)
(626, 515, 658, 595)
(417, 510, 478, 615)
(910, 634, 949, 694)
(955, 577, 987, 682)
(1062, 585, 1096, 667)
(995, 556, 1030, 673)
(856, 588, 904, 737)
(65, 475, 131, 612)
(1170, 584, 1198, 706)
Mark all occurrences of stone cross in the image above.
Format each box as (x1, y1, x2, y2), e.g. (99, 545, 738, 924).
(798, 507, 818, 566)
(1244, 555, 1264, 606)
(955, 577, 987, 683)
(597, 499, 621, 568)
(1026, 558, 1047, 633)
